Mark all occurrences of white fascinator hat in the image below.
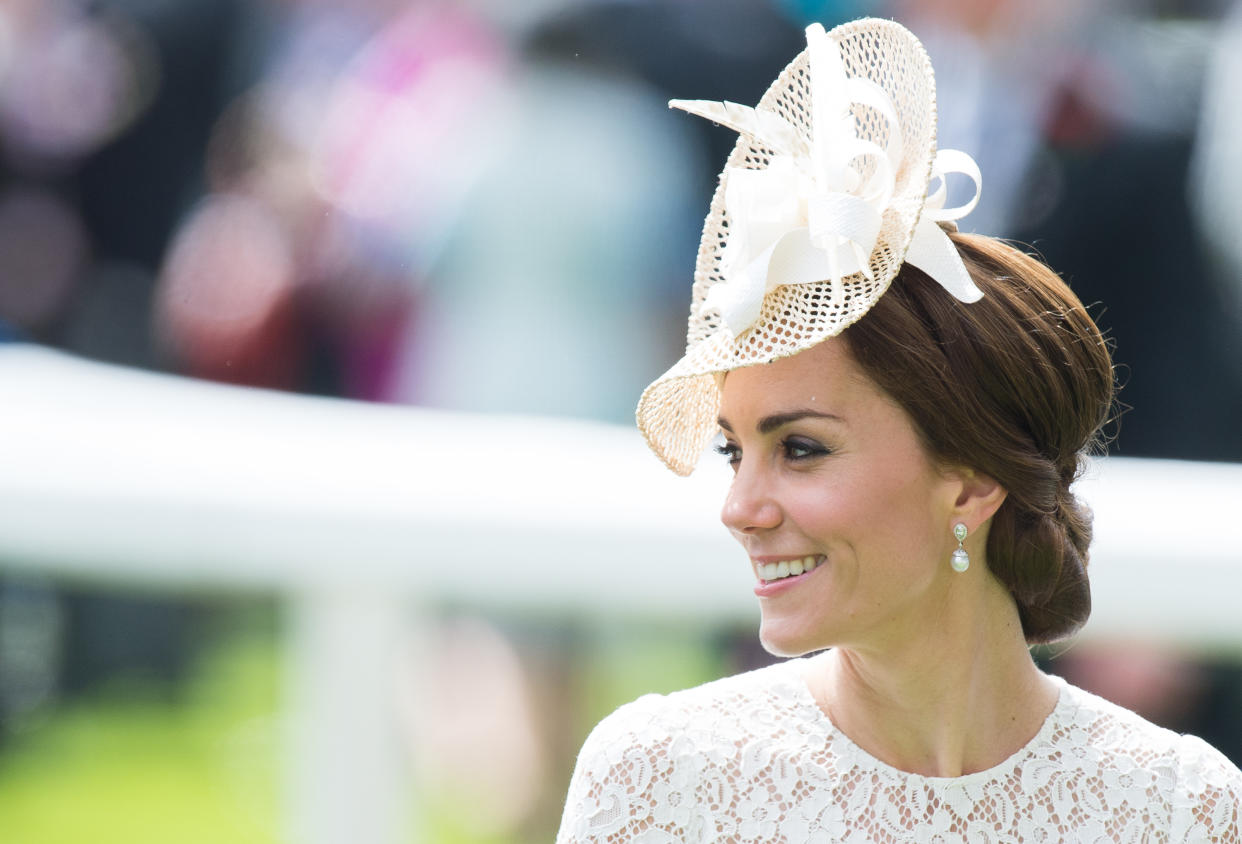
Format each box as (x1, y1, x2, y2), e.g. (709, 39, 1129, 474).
(636, 18, 984, 475)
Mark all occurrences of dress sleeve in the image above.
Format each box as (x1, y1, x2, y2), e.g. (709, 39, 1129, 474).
(1169, 734, 1242, 843)
(554, 697, 690, 844)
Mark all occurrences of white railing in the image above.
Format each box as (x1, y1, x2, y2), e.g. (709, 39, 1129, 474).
(1, 344, 1240, 842)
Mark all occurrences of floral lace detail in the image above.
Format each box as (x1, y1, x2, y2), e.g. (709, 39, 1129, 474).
(557, 660, 1242, 843)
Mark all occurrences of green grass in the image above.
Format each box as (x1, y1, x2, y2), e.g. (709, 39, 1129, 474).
(0, 634, 280, 844)
(0, 614, 726, 844)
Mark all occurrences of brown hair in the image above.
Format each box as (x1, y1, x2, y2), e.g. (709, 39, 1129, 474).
(843, 232, 1115, 643)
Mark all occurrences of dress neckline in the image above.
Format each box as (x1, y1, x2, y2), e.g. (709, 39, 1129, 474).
(776, 656, 1071, 786)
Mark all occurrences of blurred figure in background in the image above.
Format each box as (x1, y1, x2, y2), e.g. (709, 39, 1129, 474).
(1192, 0, 1242, 339)
(154, 0, 506, 395)
(390, 12, 700, 420)
(151, 0, 701, 419)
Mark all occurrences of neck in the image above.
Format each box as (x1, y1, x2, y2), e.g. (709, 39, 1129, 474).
(801, 573, 1059, 778)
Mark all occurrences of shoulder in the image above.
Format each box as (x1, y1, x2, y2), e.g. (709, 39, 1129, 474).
(1167, 733, 1242, 841)
(556, 661, 811, 844)
(1058, 679, 1188, 760)
(572, 659, 805, 769)
(1057, 680, 1242, 839)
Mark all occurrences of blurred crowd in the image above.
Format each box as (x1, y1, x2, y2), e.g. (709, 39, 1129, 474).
(0, 0, 1240, 839)
(0, 0, 1240, 445)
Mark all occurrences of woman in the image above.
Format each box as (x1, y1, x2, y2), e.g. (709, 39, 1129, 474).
(557, 18, 1242, 843)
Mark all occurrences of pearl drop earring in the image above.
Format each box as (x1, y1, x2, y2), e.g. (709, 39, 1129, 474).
(951, 523, 970, 572)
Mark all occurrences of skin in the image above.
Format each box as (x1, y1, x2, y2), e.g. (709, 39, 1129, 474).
(716, 336, 1060, 778)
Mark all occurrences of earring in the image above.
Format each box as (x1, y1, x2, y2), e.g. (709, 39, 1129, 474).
(951, 523, 970, 572)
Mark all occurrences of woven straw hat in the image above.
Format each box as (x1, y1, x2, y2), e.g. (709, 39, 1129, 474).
(636, 17, 984, 475)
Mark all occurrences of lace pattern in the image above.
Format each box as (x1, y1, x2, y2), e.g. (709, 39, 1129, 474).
(557, 660, 1242, 843)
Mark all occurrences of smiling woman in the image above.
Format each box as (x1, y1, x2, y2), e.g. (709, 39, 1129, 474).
(557, 17, 1241, 844)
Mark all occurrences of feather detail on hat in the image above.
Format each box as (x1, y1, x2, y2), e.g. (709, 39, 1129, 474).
(668, 99, 806, 158)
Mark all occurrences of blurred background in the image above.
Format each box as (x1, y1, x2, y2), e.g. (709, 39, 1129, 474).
(0, 0, 1240, 841)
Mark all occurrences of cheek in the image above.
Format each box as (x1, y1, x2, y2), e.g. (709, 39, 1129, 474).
(783, 477, 867, 541)
(789, 464, 944, 564)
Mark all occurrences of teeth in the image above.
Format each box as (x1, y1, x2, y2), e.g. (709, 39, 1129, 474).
(759, 556, 820, 582)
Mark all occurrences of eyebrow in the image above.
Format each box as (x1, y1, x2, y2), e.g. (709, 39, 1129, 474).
(717, 409, 844, 435)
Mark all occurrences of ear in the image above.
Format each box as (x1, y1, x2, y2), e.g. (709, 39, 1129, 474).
(945, 466, 1007, 532)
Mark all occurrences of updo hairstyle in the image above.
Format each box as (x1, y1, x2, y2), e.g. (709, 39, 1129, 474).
(842, 232, 1116, 644)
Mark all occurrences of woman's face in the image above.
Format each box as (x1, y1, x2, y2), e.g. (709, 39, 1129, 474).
(717, 336, 964, 657)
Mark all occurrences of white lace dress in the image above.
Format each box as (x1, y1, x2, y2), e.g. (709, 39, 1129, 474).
(556, 659, 1242, 843)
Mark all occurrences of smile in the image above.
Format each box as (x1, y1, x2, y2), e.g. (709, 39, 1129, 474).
(755, 556, 822, 583)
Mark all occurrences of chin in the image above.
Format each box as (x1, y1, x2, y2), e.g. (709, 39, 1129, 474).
(758, 620, 830, 658)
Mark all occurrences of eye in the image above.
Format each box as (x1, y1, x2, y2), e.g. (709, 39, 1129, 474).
(713, 441, 741, 467)
(782, 437, 829, 461)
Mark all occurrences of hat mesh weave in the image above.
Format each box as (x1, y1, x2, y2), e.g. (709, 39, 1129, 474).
(637, 19, 938, 475)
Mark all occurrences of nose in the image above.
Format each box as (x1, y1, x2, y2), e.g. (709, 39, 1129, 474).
(720, 463, 782, 535)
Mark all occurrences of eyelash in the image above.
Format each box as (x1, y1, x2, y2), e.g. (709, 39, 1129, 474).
(714, 438, 829, 466)
(714, 442, 741, 465)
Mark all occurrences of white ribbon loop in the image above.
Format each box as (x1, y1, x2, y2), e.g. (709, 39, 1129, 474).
(904, 148, 984, 302)
(673, 24, 984, 336)
(924, 149, 983, 222)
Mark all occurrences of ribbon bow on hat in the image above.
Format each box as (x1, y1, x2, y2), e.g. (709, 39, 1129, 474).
(672, 22, 983, 337)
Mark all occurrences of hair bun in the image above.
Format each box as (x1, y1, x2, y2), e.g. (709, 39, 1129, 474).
(1008, 492, 1093, 644)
